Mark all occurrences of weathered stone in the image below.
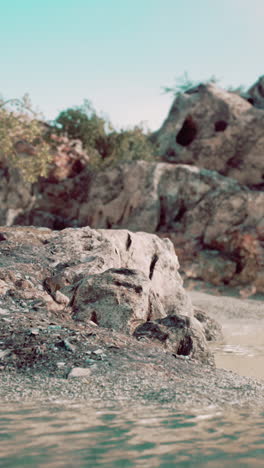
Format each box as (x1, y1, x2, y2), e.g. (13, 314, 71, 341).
(0, 226, 213, 363)
(152, 83, 264, 187)
(72, 268, 165, 333)
(134, 313, 212, 364)
(247, 75, 264, 109)
(194, 308, 223, 342)
(67, 367, 91, 378)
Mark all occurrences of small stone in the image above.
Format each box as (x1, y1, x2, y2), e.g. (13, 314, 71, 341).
(0, 349, 11, 360)
(92, 349, 104, 356)
(58, 339, 76, 353)
(56, 362, 66, 368)
(55, 291, 70, 306)
(85, 358, 97, 365)
(0, 308, 8, 315)
(29, 328, 39, 336)
(67, 367, 91, 379)
(88, 320, 98, 327)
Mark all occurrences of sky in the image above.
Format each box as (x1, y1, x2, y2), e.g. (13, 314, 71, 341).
(1, 0, 264, 131)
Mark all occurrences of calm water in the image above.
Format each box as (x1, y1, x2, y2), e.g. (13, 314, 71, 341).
(0, 402, 264, 467)
(211, 319, 264, 380)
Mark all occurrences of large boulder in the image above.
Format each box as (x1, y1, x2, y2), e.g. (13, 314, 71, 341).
(0, 226, 212, 361)
(152, 83, 264, 187)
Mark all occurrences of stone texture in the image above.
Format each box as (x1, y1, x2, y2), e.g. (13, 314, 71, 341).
(0, 226, 211, 362)
(152, 83, 264, 187)
(71, 268, 164, 333)
(67, 367, 91, 378)
(194, 308, 223, 342)
(247, 75, 264, 109)
(133, 314, 212, 365)
(1, 81, 263, 293)
(1, 160, 263, 292)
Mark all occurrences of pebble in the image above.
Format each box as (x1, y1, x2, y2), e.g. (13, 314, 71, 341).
(55, 291, 70, 306)
(56, 362, 66, 368)
(60, 339, 76, 353)
(67, 367, 91, 379)
(0, 308, 8, 315)
(0, 349, 11, 359)
(93, 349, 104, 356)
(29, 328, 39, 336)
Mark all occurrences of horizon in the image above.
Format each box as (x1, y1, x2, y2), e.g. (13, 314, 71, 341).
(1, 0, 264, 131)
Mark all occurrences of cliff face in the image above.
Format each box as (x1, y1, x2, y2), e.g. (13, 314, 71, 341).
(1, 81, 263, 293)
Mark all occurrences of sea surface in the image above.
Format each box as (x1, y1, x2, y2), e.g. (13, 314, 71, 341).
(0, 401, 264, 467)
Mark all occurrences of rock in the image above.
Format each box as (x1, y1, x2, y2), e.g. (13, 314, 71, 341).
(58, 339, 76, 353)
(72, 268, 165, 333)
(134, 314, 212, 365)
(55, 290, 70, 306)
(152, 83, 264, 187)
(1, 157, 263, 292)
(67, 367, 91, 378)
(194, 308, 223, 342)
(0, 226, 213, 361)
(0, 349, 11, 360)
(71, 162, 263, 292)
(56, 362, 66, 368)
(247, 75, 264, 109)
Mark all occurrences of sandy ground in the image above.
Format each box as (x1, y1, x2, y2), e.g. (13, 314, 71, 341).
(189, 289, 264, 381)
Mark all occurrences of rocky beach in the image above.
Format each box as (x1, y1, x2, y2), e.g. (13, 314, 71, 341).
(1, 78, 264, 410)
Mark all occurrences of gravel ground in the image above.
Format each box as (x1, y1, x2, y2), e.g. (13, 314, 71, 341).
(0, 289, 264, 410)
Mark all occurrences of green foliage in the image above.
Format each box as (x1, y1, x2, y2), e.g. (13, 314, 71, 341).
(53, 101, 155, 168)
(0, 95, 52, 182)
(53, 100, 109, 155)
(102, 126, 155, 166)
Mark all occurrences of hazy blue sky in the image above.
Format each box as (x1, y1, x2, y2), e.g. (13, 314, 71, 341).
(1, 0, 263, 130)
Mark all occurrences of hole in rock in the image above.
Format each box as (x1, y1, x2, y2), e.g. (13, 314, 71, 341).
(214, 120, 228, 132)
(149, 254, 158, 279)
(177, 336, 193, 356)
(0, 233, 7, 242)
(126, 233, 132, 251)
(111, 268, 136, 276)
(176, 115, 198, 146)
(91, 311, 98, 325)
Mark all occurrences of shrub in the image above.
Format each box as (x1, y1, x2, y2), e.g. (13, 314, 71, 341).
(53, 101, 156, 168)
(53, 100, 109, 154)
(0, 95, 51, 182)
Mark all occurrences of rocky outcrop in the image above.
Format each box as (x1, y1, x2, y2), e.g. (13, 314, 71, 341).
(1, 160, 263, 292)
(0, 226, 212, 365)
(1, 81, 263, 293)
(152, 83, 264, 187)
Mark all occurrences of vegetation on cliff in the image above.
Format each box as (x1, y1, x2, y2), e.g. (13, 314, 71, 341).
(0, 95, 52, 182)
(0, 95, 156, 181)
